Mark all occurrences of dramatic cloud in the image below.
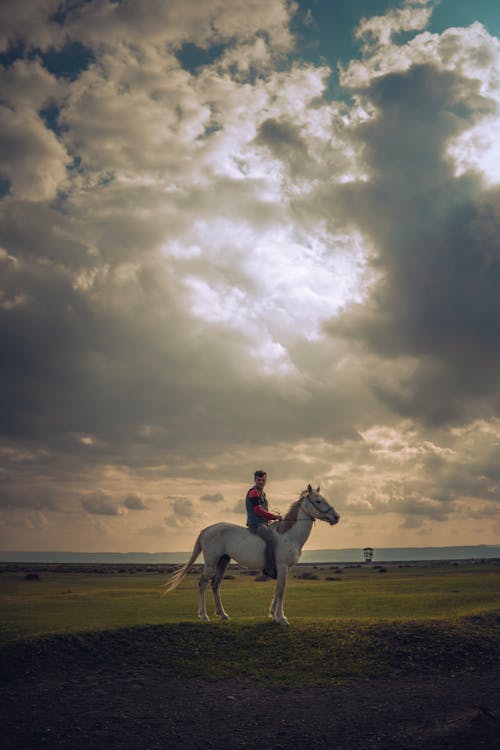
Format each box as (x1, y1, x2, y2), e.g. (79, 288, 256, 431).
(0, 0, 63, 53)
(326, 25, 500, 427)
(0, 0, 499, 553)
(200, 492, 224, 504)
(123, 494, 148, 510)
(81, 491, 124, 516)
(164, 498, 199, 528)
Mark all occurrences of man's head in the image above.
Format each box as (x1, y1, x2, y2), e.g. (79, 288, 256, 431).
(254, 470, 267, 489)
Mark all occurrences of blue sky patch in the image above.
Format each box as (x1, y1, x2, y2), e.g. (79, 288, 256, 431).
(40, 41, 95, 81)
(175, 42, 227, 74)
(0, 178, 11, 199)
(39, 102, 64, 137)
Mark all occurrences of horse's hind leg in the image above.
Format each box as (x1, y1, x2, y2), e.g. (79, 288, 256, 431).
(212, 554, 231, 620)
(198, 561, 217, 622)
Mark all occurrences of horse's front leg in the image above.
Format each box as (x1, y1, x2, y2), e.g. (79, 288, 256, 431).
(271, 567, 289, 626)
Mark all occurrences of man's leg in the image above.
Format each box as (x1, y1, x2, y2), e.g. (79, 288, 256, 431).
(254, 525, 277, 579)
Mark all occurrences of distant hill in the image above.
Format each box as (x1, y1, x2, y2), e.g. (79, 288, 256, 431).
(1, 545, 499, 564)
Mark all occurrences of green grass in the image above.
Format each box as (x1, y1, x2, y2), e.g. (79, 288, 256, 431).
(1, 563, 500, 686)
(1, 563, 500, 644)
(2, 614, 500, 687)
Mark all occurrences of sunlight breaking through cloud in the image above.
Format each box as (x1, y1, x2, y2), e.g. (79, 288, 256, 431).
(1, 0, 500, 554)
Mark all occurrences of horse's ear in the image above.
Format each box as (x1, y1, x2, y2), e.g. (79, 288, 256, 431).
(307, 483, 312, 493)
(316, 485, 320, 492)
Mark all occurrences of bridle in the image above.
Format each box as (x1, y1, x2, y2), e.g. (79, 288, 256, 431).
(299, 492, 335, 523)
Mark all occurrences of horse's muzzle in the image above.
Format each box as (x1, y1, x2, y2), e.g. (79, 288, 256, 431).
(328, 514, 340, 525)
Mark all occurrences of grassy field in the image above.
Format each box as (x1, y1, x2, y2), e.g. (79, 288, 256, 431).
(2, 561, 499, 686)
(1, 561, 500, 643)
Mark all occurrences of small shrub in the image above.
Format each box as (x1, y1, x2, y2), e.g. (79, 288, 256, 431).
(24, 573, 40, 581)
(325, 576, 342, 581)
(223, 574, 235, 580)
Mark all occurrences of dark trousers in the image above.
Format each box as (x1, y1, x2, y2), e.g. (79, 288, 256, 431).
(249, 524, 277, 575)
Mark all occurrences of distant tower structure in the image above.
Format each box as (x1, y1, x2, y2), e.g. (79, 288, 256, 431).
(363, 546, 374, 563)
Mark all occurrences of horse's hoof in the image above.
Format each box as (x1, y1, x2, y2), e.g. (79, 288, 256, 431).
(277, 617, 289, 626)
(219, 614, 231, 620)
(199, 615, 210, 623)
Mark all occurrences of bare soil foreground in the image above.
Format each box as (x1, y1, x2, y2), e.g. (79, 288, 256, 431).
(2, 630, 500, 750)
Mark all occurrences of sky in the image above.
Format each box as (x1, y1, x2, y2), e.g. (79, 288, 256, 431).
(1, 0, 500, 554)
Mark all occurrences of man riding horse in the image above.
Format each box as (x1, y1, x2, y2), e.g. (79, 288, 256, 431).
(165, 481, 340, 625)
(246, 470, 282, 579)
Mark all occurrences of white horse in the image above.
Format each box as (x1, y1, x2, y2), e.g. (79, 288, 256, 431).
(165, 484, 340, 626)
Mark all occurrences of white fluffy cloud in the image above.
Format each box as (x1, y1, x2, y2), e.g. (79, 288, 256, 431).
(0, 0, 63, 53)
(0, 59, 69, 199)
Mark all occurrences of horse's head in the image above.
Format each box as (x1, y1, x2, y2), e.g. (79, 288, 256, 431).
(304, 484, 340, 525)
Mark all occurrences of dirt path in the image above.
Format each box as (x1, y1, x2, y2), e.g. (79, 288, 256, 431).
(2, 665, 500, 749)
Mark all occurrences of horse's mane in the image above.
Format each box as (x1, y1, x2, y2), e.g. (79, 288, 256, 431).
(274, 492, 307, 534)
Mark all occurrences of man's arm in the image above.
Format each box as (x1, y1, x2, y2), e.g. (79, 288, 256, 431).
(247, 490, 281, 521)
(253, 504, 281, 521)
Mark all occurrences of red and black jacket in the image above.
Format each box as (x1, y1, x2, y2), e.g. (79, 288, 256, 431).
(245, 486, 280, 527)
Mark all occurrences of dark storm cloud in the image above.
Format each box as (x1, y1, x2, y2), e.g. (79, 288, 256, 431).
(0, 240, 99, 440)
(81, 490, 122, 515)
(164, 497, 197, 527)
(1, 1, 499, 551)
(168, 498, 195, 518)
(423, 451, 500, 506)
(0, 201, 209, 458)
(200, 492, 224, 503)
(0, 1, 63, 54)
(255, 117, 311, 177)
(0, 4, 364, 486)
(0, 484, 60, 511)
(123, 494, 148, 510)
(326, 63, 500, 425)
(0, 221, 363, 475)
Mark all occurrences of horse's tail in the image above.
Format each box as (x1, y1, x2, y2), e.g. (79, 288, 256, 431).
(163, 531, 203, 593)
